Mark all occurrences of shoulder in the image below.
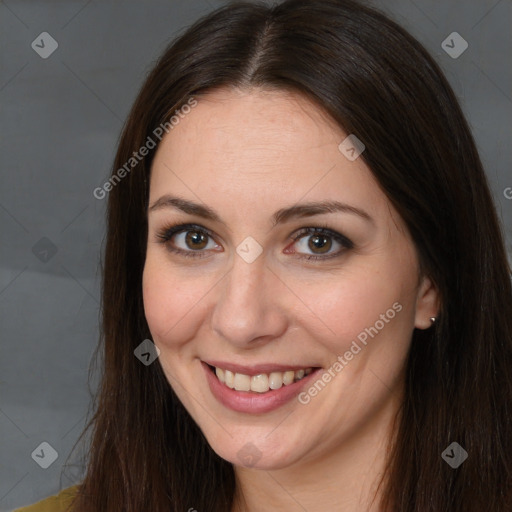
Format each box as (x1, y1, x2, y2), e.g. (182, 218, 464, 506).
(13, 485, 79, 512)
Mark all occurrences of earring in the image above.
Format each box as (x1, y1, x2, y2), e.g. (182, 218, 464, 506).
(430, 317, 437, 326)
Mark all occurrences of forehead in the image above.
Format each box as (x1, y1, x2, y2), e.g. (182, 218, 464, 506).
(154, 87, 342, 169)
(149, 87, 388, 224)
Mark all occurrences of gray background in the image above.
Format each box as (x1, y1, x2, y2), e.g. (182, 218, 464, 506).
(1, 0, 511, 510)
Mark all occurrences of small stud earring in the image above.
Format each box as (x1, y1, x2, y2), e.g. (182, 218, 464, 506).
(430, 317, 437, 326)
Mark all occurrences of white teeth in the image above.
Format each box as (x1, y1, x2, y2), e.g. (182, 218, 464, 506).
(225, 370, 235, 389)
(213, 366, 314, 393)
(233, 373, 251, 391)
(215, 367, 225, 383)
(283, 370, 295, 385)
(250, 374, 269, 393)
(268, 372, 283, 390)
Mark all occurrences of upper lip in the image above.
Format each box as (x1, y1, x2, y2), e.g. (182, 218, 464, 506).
(203, 360, 320, 376)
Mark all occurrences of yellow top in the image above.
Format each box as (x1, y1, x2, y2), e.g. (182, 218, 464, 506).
(13, 486, 79, 512)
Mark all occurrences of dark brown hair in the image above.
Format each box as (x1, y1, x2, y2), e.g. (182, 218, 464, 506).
(69, 0, 512, 510)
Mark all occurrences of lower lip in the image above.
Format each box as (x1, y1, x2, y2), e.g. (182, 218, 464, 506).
(202, 362, 321, 414)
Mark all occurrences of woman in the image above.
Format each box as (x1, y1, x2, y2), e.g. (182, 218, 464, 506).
(16, 0, 512, 510)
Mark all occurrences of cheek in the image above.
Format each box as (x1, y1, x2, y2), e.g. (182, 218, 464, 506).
(142, 256, 206, 346)
(308, 261, 416, 357)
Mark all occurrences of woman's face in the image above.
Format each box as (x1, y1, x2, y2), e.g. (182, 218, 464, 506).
(143, 87, 438, 470)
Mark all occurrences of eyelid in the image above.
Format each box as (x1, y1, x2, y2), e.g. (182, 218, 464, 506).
(156, 223, 216, 243)
(284, 226, 353, 261)
(289, 226, 354, 249)
(155, 222, 353, 261)
(156, 223, 220, 259)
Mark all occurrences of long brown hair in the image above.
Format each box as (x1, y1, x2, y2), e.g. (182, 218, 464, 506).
(69, 0, 512, 510)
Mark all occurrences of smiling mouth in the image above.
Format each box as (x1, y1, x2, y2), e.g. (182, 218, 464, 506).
(207, 364, 316, 393)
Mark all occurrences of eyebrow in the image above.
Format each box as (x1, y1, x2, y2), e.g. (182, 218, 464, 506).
(148, 194, 373, 226)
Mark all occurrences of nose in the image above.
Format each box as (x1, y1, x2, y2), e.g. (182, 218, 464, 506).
(210, 252, 288, 348)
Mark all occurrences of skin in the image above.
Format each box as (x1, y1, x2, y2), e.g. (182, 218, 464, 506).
(142, 87, 439, 511)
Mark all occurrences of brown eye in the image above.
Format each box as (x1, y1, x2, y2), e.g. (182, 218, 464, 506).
(307, 234, 332, 254)
(289, 226, 353, 261)
(184, 230, 209, 250)
(156, 223, 219, 259)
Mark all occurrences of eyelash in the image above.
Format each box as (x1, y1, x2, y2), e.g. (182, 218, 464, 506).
(155, 223, 354, 261)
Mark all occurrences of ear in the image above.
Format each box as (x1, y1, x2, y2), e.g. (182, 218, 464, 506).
(414, 275, 440, 330)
